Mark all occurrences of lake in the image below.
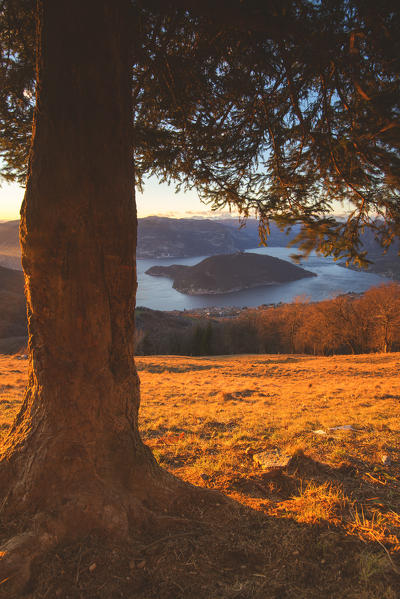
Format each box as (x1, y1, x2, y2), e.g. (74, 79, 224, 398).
(136, 247, 389, 311)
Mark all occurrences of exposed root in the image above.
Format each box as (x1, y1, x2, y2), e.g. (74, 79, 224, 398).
(0, 461, 13, 514)
(0, 466, 234, 597)
(0, 531, 56, 596)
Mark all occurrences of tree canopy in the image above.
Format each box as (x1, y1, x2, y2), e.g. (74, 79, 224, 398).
(0, 2, 399, 592)
(1, 0, 399, 263)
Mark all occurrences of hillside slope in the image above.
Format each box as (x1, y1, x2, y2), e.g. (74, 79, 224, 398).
(0, 220, 21, 269)
(1, 352, 399, 598)
(0, 219, 19, 252)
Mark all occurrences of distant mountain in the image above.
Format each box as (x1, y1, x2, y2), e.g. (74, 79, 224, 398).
(137, 217, 299, 258)
(340, 253, 400, 280)
(1, 217, 269, 265)
(338, 229, 400, 280)
(218, 218, 300, 248)
(138, 217, 244, 258)
(2, 216, 397, 271)
(146, 252, 316, 295)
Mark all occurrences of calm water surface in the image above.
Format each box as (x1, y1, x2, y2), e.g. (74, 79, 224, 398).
(136, 247, 389, 311)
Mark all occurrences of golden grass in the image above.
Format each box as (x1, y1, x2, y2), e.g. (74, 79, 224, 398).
(137, 354, 400, 555)
(0, 356, 26, 436)
(1, 352, 400, 597)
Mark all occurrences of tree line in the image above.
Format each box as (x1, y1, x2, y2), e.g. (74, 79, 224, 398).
(136, 283, 400, 356)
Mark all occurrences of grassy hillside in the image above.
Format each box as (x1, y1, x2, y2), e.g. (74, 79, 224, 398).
(1, 353, 399, 597)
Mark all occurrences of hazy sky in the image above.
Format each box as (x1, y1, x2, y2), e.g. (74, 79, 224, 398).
(0, 176, 223, 221)
(1, 176, 347, 222)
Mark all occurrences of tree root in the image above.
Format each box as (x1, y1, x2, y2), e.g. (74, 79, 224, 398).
(0, 531, 56, 596)
(0, 460, 13, 514)
(0, 467, 233, 597)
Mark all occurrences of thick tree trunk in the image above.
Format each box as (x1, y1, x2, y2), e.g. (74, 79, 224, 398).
(0, 4, 226, 591)
(0, 0, 182, 552)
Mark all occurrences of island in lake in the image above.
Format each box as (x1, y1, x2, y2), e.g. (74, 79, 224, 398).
(145, 252, 317, 295)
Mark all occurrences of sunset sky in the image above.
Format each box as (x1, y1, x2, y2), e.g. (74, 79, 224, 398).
(0, 177, 223, 221)
(1, 177, 346, 222)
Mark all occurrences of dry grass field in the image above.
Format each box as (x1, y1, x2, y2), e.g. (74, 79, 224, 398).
(1, 352, 400, 598)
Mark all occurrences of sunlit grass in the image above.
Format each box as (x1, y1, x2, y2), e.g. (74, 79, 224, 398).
(137, 353, 400, 560)
(1, 351, 400, 596)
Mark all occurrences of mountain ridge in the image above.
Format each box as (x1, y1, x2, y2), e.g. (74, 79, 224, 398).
(0, 218, 297, 265)
(1, 217, 398, 278)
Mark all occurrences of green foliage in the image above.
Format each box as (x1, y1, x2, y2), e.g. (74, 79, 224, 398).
(1, 0, 399, 260)
(0, 0, 35, 183)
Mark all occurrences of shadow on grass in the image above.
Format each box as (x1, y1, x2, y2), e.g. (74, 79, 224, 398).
(14, 455, 400, 599)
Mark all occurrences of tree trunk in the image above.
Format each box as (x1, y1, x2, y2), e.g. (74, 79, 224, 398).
(0, 3, 201, 580)
(0, 4, 226, 591)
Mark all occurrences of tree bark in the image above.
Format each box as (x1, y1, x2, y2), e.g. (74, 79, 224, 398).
(0, 0, 176, 544)
(0, 4, 227, 592)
